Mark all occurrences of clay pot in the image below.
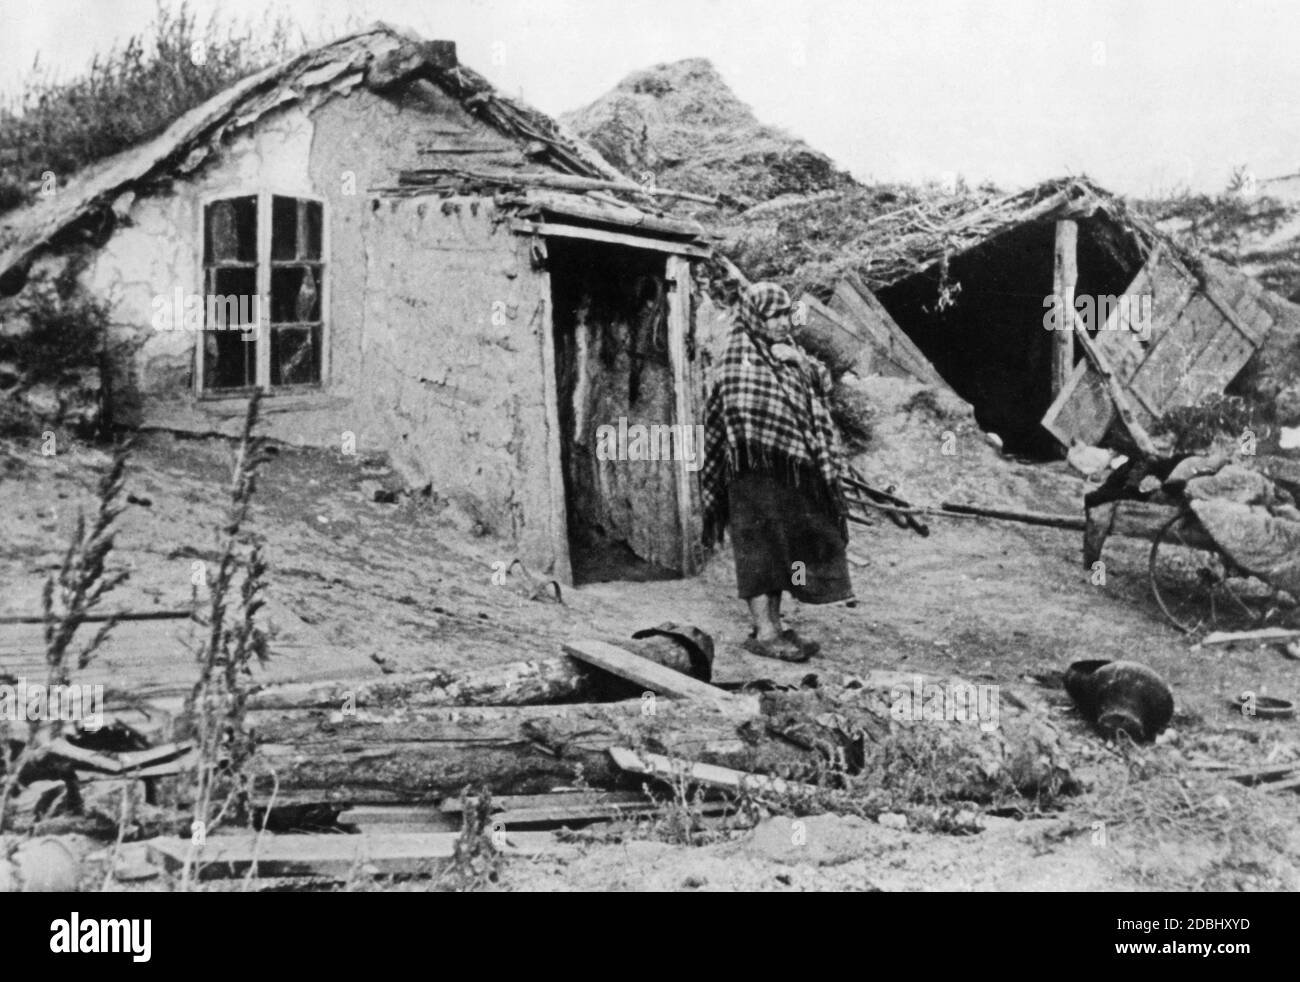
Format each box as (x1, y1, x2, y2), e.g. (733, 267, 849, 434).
(1064, 659, 1174, 742)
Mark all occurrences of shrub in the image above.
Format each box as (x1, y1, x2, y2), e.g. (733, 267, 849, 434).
(0, 1, 302, 213)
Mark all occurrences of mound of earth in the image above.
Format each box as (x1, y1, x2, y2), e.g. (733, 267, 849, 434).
(562, 58, 855, 206)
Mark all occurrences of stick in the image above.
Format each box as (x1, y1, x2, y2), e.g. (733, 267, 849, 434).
(0, 609, 194, 625)
(397, 166, 720, 206)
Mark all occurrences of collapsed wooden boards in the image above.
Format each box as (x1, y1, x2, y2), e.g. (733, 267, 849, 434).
(561, 640, 758, 715)
(1042, 248, 1270, 450)
(828, 272, 947, 387)
(609, 747, 820, 796)
(146, 830, 575, 879)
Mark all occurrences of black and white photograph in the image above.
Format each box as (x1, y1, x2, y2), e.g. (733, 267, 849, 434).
(0, 0, 1295, 928)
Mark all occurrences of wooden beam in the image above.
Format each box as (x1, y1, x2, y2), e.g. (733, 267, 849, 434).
(562, 640, 756, 715)
(535, 292, 574, 587)
(609, 747, 819, 795)
(510, 219, 710, 257)
(1053, 220, 1078, 400)
(666, 254, 698, 575)
(1203, 628, 1300, 646)
(145, 831, 574, 879)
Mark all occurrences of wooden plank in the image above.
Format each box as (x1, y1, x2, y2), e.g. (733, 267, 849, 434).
(1042, 359, 1112, 447)
(1070, 321, 1158, 456)
(1222, 764, 1298, 785)
(609, 747, 819, 796)
(536, 292, 574, 587)
(1203, 628, 1300, 647)
(830, 273, 946, 386)
(509, 219, 710, 258)
(1052, 220, 1078, 398)
(666, 254, 698, 575)
(561, 640, 756, 715)
(145, 830, 573, 879)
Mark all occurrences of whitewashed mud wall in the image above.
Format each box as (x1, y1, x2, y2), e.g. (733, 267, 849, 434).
(361, 194, 558, 567)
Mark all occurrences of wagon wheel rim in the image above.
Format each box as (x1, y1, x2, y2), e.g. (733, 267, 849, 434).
(1148, 512, 1217, 634)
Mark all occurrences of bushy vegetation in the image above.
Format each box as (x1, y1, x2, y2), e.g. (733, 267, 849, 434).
(0, 274, 111, 383)
(0, 2, 303, 213)
(1152, 393, 1267, 454)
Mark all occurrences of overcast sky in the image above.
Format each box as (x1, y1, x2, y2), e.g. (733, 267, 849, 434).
(3, 0, 1299, 196)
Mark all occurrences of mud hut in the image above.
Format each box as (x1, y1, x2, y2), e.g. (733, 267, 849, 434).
(0, 25, 716, 585)
(863, 178, 1300, 457)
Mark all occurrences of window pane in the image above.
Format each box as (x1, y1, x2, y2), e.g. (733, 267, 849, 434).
(271, 195, 297, 261)
(209, 267, 258, 328)
(271, 326, 320, 385)
(205, 196, 256, 263)
(204, 327, 257, 390)
(302, 200, 322, 259)
(270, 265, 321, 323)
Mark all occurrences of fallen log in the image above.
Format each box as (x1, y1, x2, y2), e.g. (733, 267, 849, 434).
(245, 634, 699, 711)
(244, 699, 805, 804)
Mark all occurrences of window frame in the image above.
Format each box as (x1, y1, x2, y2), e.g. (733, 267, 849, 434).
(195, 189, 330, 398)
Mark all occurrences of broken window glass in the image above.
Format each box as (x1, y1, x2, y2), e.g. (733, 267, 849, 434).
(202, 194, 326, 392)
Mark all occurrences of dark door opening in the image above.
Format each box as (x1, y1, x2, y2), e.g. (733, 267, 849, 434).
(548, 237, 684, 584)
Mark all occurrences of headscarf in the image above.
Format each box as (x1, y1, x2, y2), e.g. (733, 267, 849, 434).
(699, 282, 846, 545)
(739, 281, 794, 343)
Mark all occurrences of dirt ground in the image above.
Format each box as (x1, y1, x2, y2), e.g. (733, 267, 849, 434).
(2, 417, 1299, 891)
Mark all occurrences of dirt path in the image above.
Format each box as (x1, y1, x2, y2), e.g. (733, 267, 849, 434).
(3, 431, 1298, 891)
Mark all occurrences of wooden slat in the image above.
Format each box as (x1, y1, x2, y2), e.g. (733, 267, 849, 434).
(1042, 359, 1113, 447)
(146, 831, 573, 879)
(561, 640, 757, 715)
(509, 219, 710, 257)
(666, 254, 698, 575)
(829, 273, 946, 385)
(609, 747, 820, 795)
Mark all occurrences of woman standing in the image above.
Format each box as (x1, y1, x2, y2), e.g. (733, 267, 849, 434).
(701, 282, 853, 662)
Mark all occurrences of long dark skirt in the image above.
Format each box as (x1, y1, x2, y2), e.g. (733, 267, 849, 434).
(728, 471, 853, 603)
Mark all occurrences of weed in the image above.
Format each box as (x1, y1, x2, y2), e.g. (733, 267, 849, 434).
(0, 445, 130, 833)
(180, 392, 271, 887)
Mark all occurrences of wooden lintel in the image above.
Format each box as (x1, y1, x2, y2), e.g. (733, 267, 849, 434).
(510, 219, 711, 258)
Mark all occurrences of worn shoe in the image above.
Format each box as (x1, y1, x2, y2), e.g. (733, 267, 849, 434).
(780, 629, 821, 659)
(743, 634, 814, 663)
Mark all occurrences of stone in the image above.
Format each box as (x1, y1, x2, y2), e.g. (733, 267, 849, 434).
(23, 383, 62, 420)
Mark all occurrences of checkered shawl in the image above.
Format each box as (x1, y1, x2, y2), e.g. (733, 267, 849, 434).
(700, 284, 847, 546)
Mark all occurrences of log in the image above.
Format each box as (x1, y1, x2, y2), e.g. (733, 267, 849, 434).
(244, 699, 803, 804)
(560, 640, 754, 715)
(245, 635, 698, 711)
